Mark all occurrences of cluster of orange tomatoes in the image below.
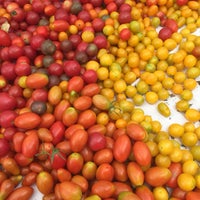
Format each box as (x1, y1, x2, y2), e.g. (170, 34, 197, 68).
(0, 0, 200, 199)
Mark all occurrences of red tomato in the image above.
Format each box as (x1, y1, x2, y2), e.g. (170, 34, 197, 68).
(93, 148, 113, 165)
(145, 166, 172, 187)
(67, 76, 84, 92)
(158, 27, 173, 41)
(65, 124, 84, 139)
(176, 0, 188, 6)
(55, 181, 82, 200)
(96, 163, 114, 181)
(132, 141, 152, 167)
(171, 187, 187, 199)
(22, 130, 39, 158)
(50, 121, 65, 145)
(113, 134, 131, 162)
(78, 109, 96, 129)
(119, 28, 131, 41)
(164, 18, 178, 33)
(63, 60, 81, 77)
(51, 20, 69, 32)
(12, 131, 25, 153)
(26, 73, 49, 89)
(1, 157, 20, 175)
(91, 180, 115, 199)
(36, 171, 54, 195)
(56, 168, 72, 182)
(54, 99, 70, 121)
(118, 191, 141, 200)
(0, 179, 15, 199)
(88, 132, 106, 152)
(39, 113, 55, 128)
(67, 152, 84, 174)
(0, 92, 17, 112)
(81, 83, 100, 96)
(22, 171, 37, 186)
(0, 138, 10, 157)
(73, 96, 92, 111)
(14, 153, 33, 167)
(146, 0, 158, 6)
(50, 148, 66, 170)
(186, 191, 200, 200)
(127, 162, 144, 186)
(112, 161, 128, 182)
(56, 140, 72, 156)
(0, 30, 11, 47)
(80, 146, 94, 162)
(87, 124, 107, 135)
(70, 129, 88, 152)
(126, 122, 147, 141)
(166, 162, 182, 188)
(14, 112, 41, 130)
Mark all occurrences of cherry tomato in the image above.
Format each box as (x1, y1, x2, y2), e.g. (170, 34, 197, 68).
(88, 132, 106, 152)
(81, 83, 100, 96)
(0, 138, 10, 157)
(78, 109, 96, 129)
(113, 182, 132, 197)
(50, 121, 65, 145)
(82, 161, 97, 181)
(71, 175, 89, 193)
(26, 73, 49, 89)
(0, 92, 17, 112)
(145, 166, 172, 187)
(56, 168, 72, 182)
(1, 157, 20, 175)
(55, 181, 82, 200)
(96, 163, 114, 181)
(67, 76, 84, 93)
(135, 185, 154, 200)
(62, 107, 78, 127)
(112, 161, 128, 182)
(22, 130, 39, 158)
(93, 148, 113, 165)
(91, 180, 115, 199)
(0, 30, 11, 47)
(186, 191, 200, 200)
(36, 171, 54, 195)
(73, 95, 92, 111)
(113, 134, 131, 162)
(0, 179, 15, 199)
(7, 186, 33, 200)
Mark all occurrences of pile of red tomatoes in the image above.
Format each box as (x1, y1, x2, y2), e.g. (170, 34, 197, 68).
(0, 0, 200, 199)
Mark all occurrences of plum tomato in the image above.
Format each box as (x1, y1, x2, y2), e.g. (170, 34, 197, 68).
(0, 138, 10, 157)
(50, 148, 66, 170)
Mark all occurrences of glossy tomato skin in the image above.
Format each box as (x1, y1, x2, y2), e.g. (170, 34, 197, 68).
(93, 148, 113, 165)
(0, 138, 10, 157)
(132, 141, 152, 167)
(185, 191, 200, 200)
(0, 30, 11, 47)
(82, 161, 97, 181)
(1, 157, 20, 176)
(91, 180, 115, 199)
(50, 149, 66, 170)
(50, 121, 65, 145)
(7, 186, 33, 200)
(22, 130, 39, 158)
(145, 166, 172, 187)
(112, 161, 128, 182)
(71, 175, 89, 193)
(113, 134, 131, 162)
(166, 162, 182, 188)
(113, 182, 132, 197)
(96, 163, 114, 181)
(0, 92, 17, 112)
(14, 112, 41, 130)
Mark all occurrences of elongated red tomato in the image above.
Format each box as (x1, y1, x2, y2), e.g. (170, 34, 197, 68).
(54, 99, 70, 121)
(62, 107, 78, 127)
(113, 134, 131, 162)
(91, 180, 115, 199)
(26, 73, 49, 89)
(51, 20, 69, 32)
(81, 83, 100, 96)
(126, 122, 147, 141)
(145, 166, 172, 187)
(78, 109, 96, 129)
(67, 76, 84, 93)
(50, 121, 65, 145)
(7, 186, 33, 200)
(166, 162, 182, 188)
(132, 141, 152, 167)
(22, 130, 39, 158)
(73, 96, 92, 111)
(14, 112, 41, 129)
(127, 162, 144, 186)
(48, 85, 62, 105)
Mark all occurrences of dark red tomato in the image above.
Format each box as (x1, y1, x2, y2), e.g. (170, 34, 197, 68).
(63, 60, 81, 77)
(93, 35, 108, 49)
(0, 110, 17, 128)
(158, 27, 173, 41)
(10, 7, 25, 22)
(1, 62, 17, 81)
(22, 171, 37, 186)
(26, 10, 40, 25)
(8, 45, 24, 59)
(30, 34, 45, 50)
(15, 62, 31, 76)
(113, 134, 131, 162)
(66, 152, 84, 174)
(192, 46, 200, 59)
(87, 132, 106, 152)
(32, 88, 48, 102)
(0, 138, 10, 157)
(50, 121, 65, 145)
(3, 127, 16, 141)
(82, 69, 98, 84)
(0, 92, 17, 112)
(50, 148, 66, 170)
(164, 18, 178, 33)
(48, 62, 63, 76)
(22, 130, 39, 158)
(112, 161, 128, 182)
(70, 129, 88, 152)
(8, 85, 23, 97)
(96, 163, 114, 181)
(91, 180, 115, 199)
(80, 146, 94, 162)
(12, 131, 26, 153)
(92, 18, 105, 32)
(166, 162, 182, 188)
(171, 187, 187, 199)
(93, 148, 113, 165)
(0, 30, 11, 47)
